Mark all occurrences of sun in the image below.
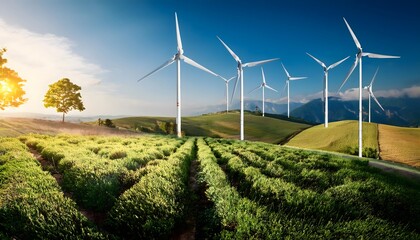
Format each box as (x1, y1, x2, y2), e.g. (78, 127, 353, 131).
(0, 80, 12, 94)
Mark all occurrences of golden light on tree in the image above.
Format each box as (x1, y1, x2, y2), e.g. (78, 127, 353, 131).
(0, 48, 27, 110)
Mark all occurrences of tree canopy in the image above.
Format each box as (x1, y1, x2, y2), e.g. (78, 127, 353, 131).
(44, 78, 85, 122)
(0, 48, 27, 110)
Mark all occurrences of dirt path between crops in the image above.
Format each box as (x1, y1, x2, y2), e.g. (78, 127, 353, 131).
(171, 159, 199, 240)
(27, 146, 107, 227)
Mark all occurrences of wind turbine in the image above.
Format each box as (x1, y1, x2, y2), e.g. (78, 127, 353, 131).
(249, 67, 278, 117)
(364, 67, 384, 123)
(306, 53, 349, 128)
(217, 36, 278, 140)
(338, 17, 399, 157)
(281, 63, 307, 118)
(137, 13, 220, 138)
(219, 76, 235, 113)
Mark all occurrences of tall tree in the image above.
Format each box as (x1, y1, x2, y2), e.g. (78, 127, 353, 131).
(44, 78, 85, 122)
(0, 48, 27, 110)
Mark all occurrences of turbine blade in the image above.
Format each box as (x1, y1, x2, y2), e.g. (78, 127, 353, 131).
(328, 56, 350, 70)
(261, 67, 266, 84)
(249, 85, 262, 94)
(230, 69, 240, 104)
(243, 58, 279, 67)
(371, 92, 385, 111)
(370, 67, 379, 86)
(182, 55, 219, 77)
(281, 82, 287, 96)
(217, 36, 241, 63)
(175, 13, 183, 54)
(227, 76, 235, 82)
(338, 56, 359, 92)
(343, 17, 362, 49)
(306, 52, 326, 68)
(265, 84, 278, 92)
(290, 77, 307, 80)
(363, 52, 400, 59)
(137, 56, 176, 82)
(281, 62, 291, 78)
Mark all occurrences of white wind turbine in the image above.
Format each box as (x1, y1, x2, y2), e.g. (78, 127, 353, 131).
(217, 36, 278, 140)
(219, 76, 235, 113)
(281, 63, 307, 118)
(306, 53, 349, 128)
(338, 17, 399, 157)
(137, 13, 220, 138)
(364, 67, 384, 123)
(249, 67, 278, 117)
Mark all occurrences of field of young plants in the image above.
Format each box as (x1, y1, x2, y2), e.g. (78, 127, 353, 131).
(0, 134, 419, 239)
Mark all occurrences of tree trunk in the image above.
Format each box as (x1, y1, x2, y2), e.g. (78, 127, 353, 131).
(62, 112, 65, 123)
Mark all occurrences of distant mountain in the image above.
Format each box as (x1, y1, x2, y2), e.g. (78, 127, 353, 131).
(187, 100, 303, 116)
(291, 97, 420, 127)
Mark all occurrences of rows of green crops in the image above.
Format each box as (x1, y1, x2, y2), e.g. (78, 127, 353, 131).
(198, 138, 420, 239)
(1, 134, 419, 239)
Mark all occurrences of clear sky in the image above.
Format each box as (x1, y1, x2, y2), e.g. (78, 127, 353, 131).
(0, 0, 419, 117)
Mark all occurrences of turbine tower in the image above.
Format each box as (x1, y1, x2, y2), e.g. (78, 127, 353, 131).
(249, 67, 278, 117)
(306, 53, 349, 128)
(219, 76, 235, 113)
(281, 63, 307, 118)
(217, 36, 278, 140)
(338, 17, 399, 157)
(137, 13, 220, 138)
(364, 67, 385, 123)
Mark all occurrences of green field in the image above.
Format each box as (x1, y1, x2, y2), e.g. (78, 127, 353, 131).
(113, 112, 311, 144)
(1, 134, 419, 239)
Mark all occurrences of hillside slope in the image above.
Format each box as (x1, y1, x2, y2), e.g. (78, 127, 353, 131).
(113, 112, 311, 144)
(378, 124, 420, 167)
(287, 120, 420, 168)
(286, 120, 378, 154)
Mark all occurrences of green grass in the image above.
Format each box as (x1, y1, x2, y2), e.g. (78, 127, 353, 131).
(113, 112, 311, 144)
(286, 120, 378, 155)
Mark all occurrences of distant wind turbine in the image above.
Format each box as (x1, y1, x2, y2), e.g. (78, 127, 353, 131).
(281, 63, 307, 118)
(306, 53, 349, 128)
(364, 67, 385, 123)
(137, 13, 220, 138)
(217, 36, 278, 140)
(249, 67, 278, 117)
(338, 17, 399, 157)
(219, 76, 235, 113)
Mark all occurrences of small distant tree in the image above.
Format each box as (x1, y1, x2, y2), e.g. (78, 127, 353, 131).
(104, 119, 115, 128)
(0, 48, 27, 110)
(43, 78, 85, 122)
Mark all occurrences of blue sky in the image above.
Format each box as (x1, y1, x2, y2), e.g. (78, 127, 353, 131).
(0, 0, 419, 116)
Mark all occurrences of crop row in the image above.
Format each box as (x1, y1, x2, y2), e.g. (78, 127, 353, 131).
(108, 137, 196, 238)
(0, 138, 107, 239)
(200, 138, 420, 239)
(20, 134, 184, 211)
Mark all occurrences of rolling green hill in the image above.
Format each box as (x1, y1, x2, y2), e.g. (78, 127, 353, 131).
(286, 120, 378, 155)
(113, 112, 311, 144)
(286, 120, 420, 168)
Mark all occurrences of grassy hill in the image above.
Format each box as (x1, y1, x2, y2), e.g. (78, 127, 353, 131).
(113, 112, 311, 144)
(286, 120, 379, 155)
(286, 120, 420, 168)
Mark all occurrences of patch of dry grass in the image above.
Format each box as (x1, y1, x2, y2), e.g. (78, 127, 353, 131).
(378, 124, 420, 167)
